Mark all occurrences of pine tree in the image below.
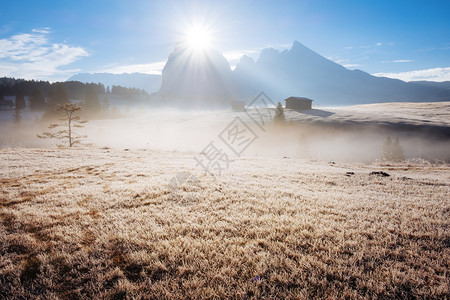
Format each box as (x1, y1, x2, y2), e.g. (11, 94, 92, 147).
(13, 109, 21, 124)
(102, 97, 110, 113)
(392, 137, 404, 161)
(84, 84, 101, 115)
(381, 136, 393, 161)
(43, 83, 69, 119)
(29, 88, 46, 111)
(273, 102, 286, 123)
(381, 136, 404, 161)
(15, 91, 26, 110)
(38, 103, 87, 147)
(13, 91, 25, 124)
(50, 83, 69, 105)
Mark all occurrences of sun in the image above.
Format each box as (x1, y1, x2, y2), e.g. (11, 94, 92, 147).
(184, 25, 212, 50)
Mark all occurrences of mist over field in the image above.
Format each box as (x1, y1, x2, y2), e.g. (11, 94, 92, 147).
(1, 102, 449, 162)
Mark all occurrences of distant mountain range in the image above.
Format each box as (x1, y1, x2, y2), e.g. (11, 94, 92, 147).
(69, 41, 450, 106)
(67, 72, 161, 92)
(233, 41, 450, 105)
(411, 81, 450, 90)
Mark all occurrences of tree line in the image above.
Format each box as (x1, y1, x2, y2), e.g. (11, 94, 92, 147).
(0, 77, 150, 114)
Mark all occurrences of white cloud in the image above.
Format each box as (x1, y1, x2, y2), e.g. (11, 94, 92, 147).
(373, 67, 450, 82)
(0, 28, 88, 81)
(32, 27, 51, 34)
(328, 57, 363, 69)
(99, 61, 166, 75)
(376, 42, 383, 46)
(416, 47, 436, 53)
(392, 59, 414, 63)
(381, 59, 414, 64)
(343, 64, 362, 68)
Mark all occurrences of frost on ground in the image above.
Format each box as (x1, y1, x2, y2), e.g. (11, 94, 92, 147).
(0, 147, 449, 299)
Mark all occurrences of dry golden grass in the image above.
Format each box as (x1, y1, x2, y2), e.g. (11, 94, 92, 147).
(0, 147, 449, 299)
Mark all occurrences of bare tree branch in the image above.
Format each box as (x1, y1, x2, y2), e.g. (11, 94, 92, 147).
(37, 103, 88, 147)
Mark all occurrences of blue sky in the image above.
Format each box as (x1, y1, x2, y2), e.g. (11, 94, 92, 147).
(1, 0, 449, 82)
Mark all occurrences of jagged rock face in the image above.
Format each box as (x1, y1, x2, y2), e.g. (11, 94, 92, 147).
(159, 42, 236, 107)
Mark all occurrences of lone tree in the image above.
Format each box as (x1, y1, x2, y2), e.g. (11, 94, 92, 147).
(273, 102, 286, 123)
(38, 103, 87, 147)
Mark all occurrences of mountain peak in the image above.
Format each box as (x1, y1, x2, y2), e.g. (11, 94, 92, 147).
(158, 42, 235, 105)
(292, 40, 304, 49)
(260, 47, 280, 56)
(289, 41, 319, 56)
(257, 47, 280, 64)
(239, 55, 255, 65)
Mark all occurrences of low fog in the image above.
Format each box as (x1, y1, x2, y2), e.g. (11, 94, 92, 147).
(1, 105, 449, 163)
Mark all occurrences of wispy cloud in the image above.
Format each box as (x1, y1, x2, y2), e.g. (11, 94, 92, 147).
(415, 47, 436, 53)
(392, 59, 414, 63)
(0, 28, 88, 81)
(347, 42, 387, 50)
(327, 56, 363, 69)
(373, 67, 450, 82)
(343, 64, 362, 68)
(382, 59, 414, 64)
(0, 25, 12, 35)
(327, 56, 346, 64)
(31, 27, 51, 34)
(99, 61, 166, 74)
(416, 43, 450, 52)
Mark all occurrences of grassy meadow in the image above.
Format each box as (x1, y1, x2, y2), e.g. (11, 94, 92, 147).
(0, 147, 448, 299)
